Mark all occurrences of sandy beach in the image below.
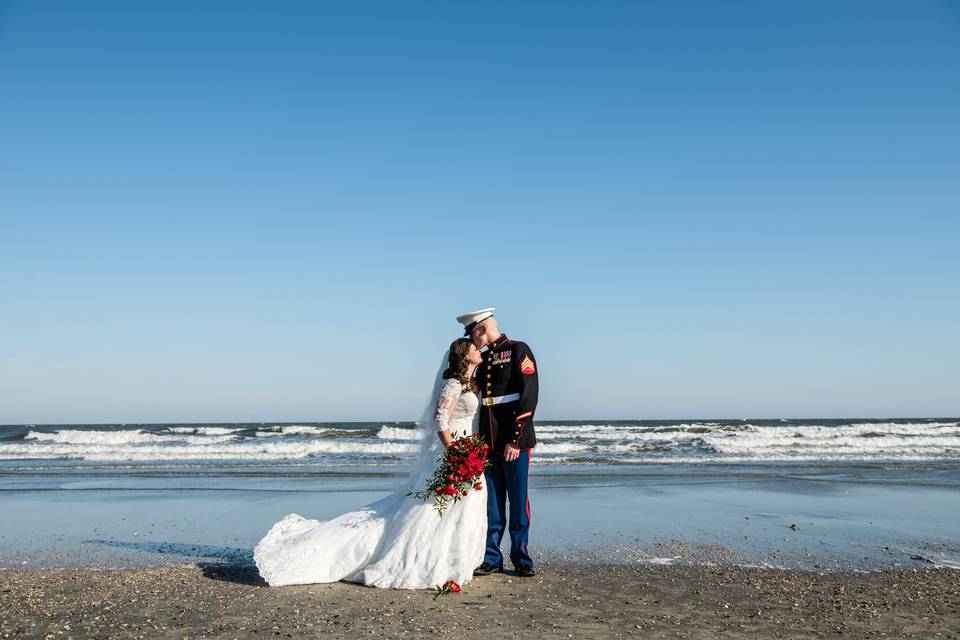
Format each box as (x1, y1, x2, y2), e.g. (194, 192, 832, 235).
(2, 563, 958, 639)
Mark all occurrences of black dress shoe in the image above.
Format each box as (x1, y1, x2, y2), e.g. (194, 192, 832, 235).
(516, 566, 536, 578)
(473, 562, 503, 576)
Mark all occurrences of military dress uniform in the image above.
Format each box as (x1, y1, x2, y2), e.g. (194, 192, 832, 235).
(475, 333, 538, 571)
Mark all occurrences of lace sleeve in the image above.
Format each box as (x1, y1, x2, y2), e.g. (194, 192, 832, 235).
(434, 379, 462, 432)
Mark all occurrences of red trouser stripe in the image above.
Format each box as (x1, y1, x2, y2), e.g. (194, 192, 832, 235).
(525, 450, 531, 519)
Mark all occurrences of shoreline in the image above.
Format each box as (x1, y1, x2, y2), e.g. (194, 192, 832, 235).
(2, 563, 958, 639)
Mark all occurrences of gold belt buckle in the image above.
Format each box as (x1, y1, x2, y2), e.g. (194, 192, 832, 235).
(483, 397, 495, 406)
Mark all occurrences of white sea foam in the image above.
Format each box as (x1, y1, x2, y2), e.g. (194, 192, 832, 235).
(705, 434, 960, 454)
(532, 422, 960, 459)
(534, 424, 697, 439)
(24, 429, 242, 446)
(0, 438, 417, 462)
(5, 421, 959, 465)
(376, 426, 420, 441)
(26, 430, 169, 445)
(847, 421, 958, 430)
(536, 425, 709, 442)
(534, 442, 677, 455)
(700, 423, 960, 458)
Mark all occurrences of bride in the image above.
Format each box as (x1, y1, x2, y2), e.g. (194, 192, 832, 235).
(253, 338, 486, 589)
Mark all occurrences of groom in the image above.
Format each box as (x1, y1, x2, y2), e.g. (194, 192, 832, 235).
(456, 307, 539, 578)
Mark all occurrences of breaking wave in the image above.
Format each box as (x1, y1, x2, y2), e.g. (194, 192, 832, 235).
(2, 419, 957, 466)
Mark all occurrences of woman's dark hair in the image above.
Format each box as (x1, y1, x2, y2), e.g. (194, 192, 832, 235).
(442, 338, 474, 387)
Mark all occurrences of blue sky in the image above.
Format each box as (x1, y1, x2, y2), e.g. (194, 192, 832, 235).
(2, 1, 958, 423)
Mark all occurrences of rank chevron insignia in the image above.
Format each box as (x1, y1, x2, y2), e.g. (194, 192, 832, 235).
(520, 355, 536, 375)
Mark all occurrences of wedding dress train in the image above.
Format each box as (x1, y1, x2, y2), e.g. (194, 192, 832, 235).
(253, 378, 486, 588)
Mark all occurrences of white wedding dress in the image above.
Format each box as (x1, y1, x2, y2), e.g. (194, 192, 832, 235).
(253, 377, 486, 589)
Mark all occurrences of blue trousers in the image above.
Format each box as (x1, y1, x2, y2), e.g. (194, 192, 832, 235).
(483, 449, 533, 569)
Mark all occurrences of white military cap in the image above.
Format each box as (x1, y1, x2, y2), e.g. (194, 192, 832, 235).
(456, 307, 495, 336)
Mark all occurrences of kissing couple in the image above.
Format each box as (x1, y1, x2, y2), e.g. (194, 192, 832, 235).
(254, 307, 539, 588)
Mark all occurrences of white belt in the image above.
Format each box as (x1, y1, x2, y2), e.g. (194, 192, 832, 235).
(482, 393, 520, 406)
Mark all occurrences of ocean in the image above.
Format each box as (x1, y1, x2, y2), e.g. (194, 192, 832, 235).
(2, 418, 959, 571)
(2, 418, 959, 470)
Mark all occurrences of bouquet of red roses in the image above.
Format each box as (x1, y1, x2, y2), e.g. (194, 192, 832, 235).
(408, 434, 490, 516)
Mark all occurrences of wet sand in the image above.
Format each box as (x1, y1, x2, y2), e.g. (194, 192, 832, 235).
(4, 464, 960, 571)
(2, 563, 958, 639)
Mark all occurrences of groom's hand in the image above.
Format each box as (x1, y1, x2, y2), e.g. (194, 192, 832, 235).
(503, 443, 520, 462)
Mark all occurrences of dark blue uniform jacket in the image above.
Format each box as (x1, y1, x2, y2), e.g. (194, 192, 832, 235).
(475, 334, 539, 454)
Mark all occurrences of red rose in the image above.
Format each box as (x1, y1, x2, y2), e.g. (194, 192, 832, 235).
(474, 482, 483, 490)
(434, 579, 461, 599)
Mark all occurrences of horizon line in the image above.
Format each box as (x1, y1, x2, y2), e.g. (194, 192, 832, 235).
(2, 415, 958, 428)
